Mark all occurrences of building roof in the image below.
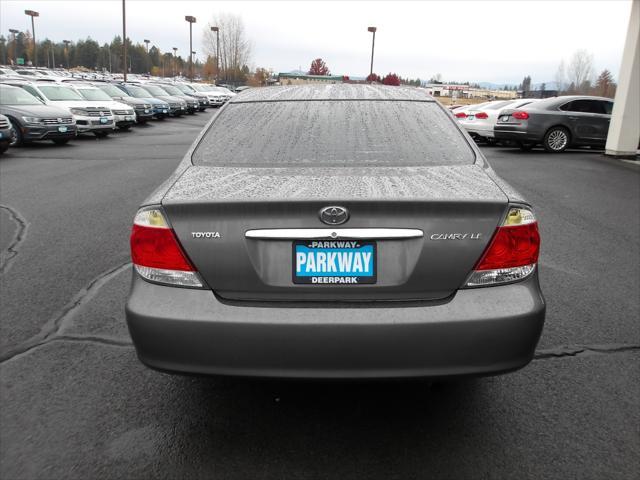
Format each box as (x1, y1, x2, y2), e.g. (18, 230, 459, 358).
(231, 84, 436, 103)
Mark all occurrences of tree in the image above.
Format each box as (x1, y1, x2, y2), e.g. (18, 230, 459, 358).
(520, 75, 532, 93)
(567, 49, 594, 94)
(366, 72, 380, 82)
(247, 67, 271, 86)
(594, 69, 616, 98)
(202, 13, 252, 83)
(381, 73, 401, 86)
(429, 73, 442, 83)
(555, 59, 566, 92)
(308, 58, 330, 75)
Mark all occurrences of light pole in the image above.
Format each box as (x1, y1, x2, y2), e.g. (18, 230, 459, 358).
(172, 47, 177, 77)
(144, 39, 150, 53)
(185, 15, 196, 81)
(24, 10, 39, 66)
(9, 29, 19, 65)
(63, 39, 71, 69)
(210, 26, 219, 81)
(121, 0, 127, 81)
(367, 26, 377, 78)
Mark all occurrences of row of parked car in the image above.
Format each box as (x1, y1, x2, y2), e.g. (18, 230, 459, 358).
(0, 74, 237, 153)
(451, 95, 615, 153)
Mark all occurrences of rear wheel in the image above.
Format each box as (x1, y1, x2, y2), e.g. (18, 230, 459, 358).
(8, 119, 23, 147)
(543, 127, 570, 153)
(94, 130, 110, 138)
(52, 138, 70, 145)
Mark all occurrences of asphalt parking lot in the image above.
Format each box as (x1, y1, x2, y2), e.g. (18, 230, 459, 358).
(1, 111, 638, 479)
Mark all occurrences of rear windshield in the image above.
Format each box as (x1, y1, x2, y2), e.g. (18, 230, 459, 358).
(193, 100, 474, 167)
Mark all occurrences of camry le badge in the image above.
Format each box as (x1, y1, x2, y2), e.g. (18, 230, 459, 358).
(319, 206, 349, 225)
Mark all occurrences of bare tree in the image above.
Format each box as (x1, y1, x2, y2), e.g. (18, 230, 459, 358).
(203, 13, 252, 84)
(554, 59, 566, 92)
(567, 49, 594, 94)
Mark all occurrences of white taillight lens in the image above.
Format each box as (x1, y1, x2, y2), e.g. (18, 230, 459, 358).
(465, 207, 540, 287)
(130, 207, 203, 288)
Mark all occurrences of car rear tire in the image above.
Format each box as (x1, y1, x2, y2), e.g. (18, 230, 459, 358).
(8, 120, 23, 147)
(94, 131, 110, 138)
(543, 127, 570, 153)
(52, 139, 70, 145)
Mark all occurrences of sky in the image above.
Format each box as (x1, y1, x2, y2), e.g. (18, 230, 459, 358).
(0, 0, 633, 84)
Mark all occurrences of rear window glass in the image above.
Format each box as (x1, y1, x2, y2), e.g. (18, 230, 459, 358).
(486, 101, 515, 110)
(193, 100, 474, 167)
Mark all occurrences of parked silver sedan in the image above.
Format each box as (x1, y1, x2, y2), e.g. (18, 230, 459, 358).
(126, 84, 545, 379)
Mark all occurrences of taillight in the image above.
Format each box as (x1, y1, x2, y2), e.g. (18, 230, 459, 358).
(130, 207, 203, 288)
(455, 112, 467, 118)
(465, 207, 540, 287)
(475, 112, 488, 119)
(512, 110, 529, 120)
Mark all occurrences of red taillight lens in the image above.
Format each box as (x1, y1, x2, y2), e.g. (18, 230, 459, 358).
(512, 110, 529, 120)
(475, 223, 540, 270)
(475, 112, 488, 119)
(455, 112, 467, 118)
(130, 224, 195, 271)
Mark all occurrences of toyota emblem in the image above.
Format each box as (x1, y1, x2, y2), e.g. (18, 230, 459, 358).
(319, 206, 349, 225)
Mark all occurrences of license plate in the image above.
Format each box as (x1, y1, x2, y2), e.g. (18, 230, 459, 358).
(125, 115, 133, 121)
(100, 117, 108, 124)
(467, 115, 475, 120)
(163, 109, 168, 114)
(293, 240, 376, 284)
(501, 115, 510, 121)
(58, 126, 68, 133)
(0, 132, 3, 139)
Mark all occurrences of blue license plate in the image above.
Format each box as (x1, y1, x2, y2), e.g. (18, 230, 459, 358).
(100, 117, 108, 124)
(0, 132, 3, 139)
(58, 126, 68, 133)
(293, 240, 376, 284)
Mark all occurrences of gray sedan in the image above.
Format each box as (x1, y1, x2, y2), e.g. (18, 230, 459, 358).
(126, 84, 545, 379)
(494, 95, 613, 152)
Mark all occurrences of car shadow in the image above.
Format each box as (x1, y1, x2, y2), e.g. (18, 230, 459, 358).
(161, 375, 490, 476)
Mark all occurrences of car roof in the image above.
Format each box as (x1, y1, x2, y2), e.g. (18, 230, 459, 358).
(230, 84, 437, 103)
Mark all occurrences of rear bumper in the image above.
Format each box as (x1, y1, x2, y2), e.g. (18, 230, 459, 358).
(464, 125, 494, 138)
(494, 126, 540, 142)
(126, 272, 546, 379)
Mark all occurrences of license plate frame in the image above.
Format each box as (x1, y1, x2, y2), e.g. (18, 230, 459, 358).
(292, 240, 377, 285)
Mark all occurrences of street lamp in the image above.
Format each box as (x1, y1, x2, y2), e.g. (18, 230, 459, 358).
(24, 10, 39, 67)
(9, 29, 19, 65)
(185, 15, 196, 81)
(367, 26, 377, 78)
(63, 40, 71, 69)
(122, 0, 127, 81)
(172, 47, 177, 77)
(144, 39, 150, 53)
(210, 26, 219, 81)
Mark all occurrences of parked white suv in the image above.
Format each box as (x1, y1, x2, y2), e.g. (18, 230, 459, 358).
(15, 81, 115, 137)
(71, 84, 136, 130)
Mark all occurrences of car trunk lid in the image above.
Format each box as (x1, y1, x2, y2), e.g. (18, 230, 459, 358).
(162, 164, 508, 302)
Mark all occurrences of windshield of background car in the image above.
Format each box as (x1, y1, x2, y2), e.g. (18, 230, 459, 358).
(177, 84, 195, 93)
(193, 100, 475, 167)
(77, 88, 112, 101)
(126, 86, 151, 98)
(159, 85, 182, 95)
(143, 85, 168, 96)
(485, 101, 515, 110)
(99, 84, 130, 97)
(38, 85, 84, 101)
(0, 86, 43, 105)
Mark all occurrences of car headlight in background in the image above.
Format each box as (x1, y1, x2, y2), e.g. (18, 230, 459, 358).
(21, 116, 41, 125)
(70, 108, 88, 115)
